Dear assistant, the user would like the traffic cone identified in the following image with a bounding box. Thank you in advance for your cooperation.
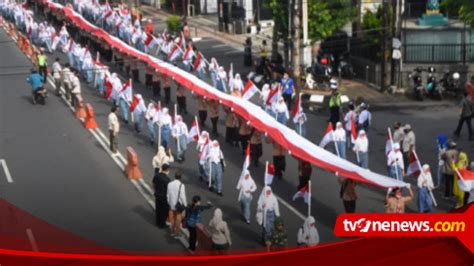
[84,104,98,129]
[125,147,142,180]
[75,97,86,120]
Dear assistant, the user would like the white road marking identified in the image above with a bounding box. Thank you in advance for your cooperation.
[131,179,155,209]
[138,178,154,196]
[0,159,13,183]
[26,228,39,252]
[275,195,306,221]
[211,43,228,48]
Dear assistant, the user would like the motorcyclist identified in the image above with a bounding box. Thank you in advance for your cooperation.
[27,69,46,104]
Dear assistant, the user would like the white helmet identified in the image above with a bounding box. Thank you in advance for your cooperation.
[452,72,460,80]
[330,78,338,90]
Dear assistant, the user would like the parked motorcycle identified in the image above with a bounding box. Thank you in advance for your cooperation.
[441,70,461,98]
[426,67,443,100]
[409,67,425,101]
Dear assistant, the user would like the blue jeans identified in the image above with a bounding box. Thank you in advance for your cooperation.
[97,76,105,94]
[417,187,432,213]
[211,162,223,193]
[217,79,226,93]
[266,108,275,118]
[239,194,252,222]
[147,120,157,143]
[84,67,93,83]
[390,166,403,181]
[161,125,171,150]
[295,122,306,137]
[197,69,205,80]
[336,141,346,159]
[276,112,288,125]
[176,135,187,160]
[210,71,218,87]
[358,151,369,169]
[119,98,130,122]
[262,210,276,241]
[436,164,444,188]
[199,162,209,179]
[67,52,74,67]
[134,112,144,132]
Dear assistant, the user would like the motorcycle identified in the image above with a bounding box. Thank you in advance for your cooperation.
[426,67,443,100]
[337,53,355,79]
[441,71,461,98]
[33,87,48,105]
[409,67,425,101]
[305,62,332,90]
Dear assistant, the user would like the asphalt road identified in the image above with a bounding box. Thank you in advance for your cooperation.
[1,9,473,254]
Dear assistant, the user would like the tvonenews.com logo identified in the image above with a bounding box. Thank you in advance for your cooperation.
[342,218,466,233]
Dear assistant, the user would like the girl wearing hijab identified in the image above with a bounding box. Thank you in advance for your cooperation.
[172,115,189,162]
[232,73,244,92]
[256,186,280,243]
[334,122,346,159]
[274,97,289,125]
[217,66,227,93]
[417,164,435,213]
[197,131,210,182]
[145,103,157,144]
[209,57,219,88]
[236,172,257,224]
[208,208,232,254]
[131,94,147,133]
[152,146,174,173]
[453,151,469,207]
[297,216,320,247]
[207,140,225,196]
[160,108,172,150]
[352,130,369,169]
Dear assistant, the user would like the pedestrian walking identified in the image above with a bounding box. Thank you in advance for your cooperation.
[393,122,404,146]
[197,96,208,127]
[145,66,153,90]
[281,72,295,110]
[52,58,62,96]
[328,79,342,128]
[334,122,346,159]
[417,164,434,213]
[160,108,173,150]
[61,63,72,102]
[357,103,371,132]
[153,163,171,228]
[353,130,369,169]
[176,84,187,114]
[216,66,227,93]
[243,37,252,67]
[435,134,448,188]
[37,50,48,81]
[238,117,252,154]
[266,217,288,252]
[152,146,174,174]
[387,143,405,181]
[108,106,120,154]
[70,69,81,107]
[343,102,356,148]
[225,108,239,147]
[453,151,469,207]
[209,100,219,137]
[145,103,157,145]
[131,94,146,133]
[256,186,280,244]
[185,195,212,252]
[275,97,289,125]
[163,75,171,105]
[339,177,357,213]
[172,115,188,162]
[167,172,187,238]
[208,140,225,196]
[270,139,286,180]
[441,141,458,199]
[208,208,232,255]
[249,128,263,166]
[297,216,320,247]
[152,71,161,98]
[236,171,257,224]
[385,186,414,213]
[298,160,312,190]
[197,131,210,182]
[453,92,473,140]
[402,124,416,169]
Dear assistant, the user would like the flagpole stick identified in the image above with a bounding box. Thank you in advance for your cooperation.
[413,150,437,207]
[332,131,340,158]
[308,180,311,217]
[264,161,268,187]
[195,116,201,138]
[94,51,99,88]
[263,161,268,230]
[208,157,212,188]
[388,127,401,182]
[175,104,180,155]
[129,79,135,124]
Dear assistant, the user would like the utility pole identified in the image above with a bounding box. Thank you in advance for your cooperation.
[302,0,310,67]
[285,0,293,70]
[293,0,301,89]
[381,0,388,91]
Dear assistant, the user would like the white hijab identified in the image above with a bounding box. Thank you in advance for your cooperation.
[299,216,320,246]
[257,186,279,215]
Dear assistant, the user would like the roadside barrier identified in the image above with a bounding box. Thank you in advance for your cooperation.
[125,147,142,180]
[83,103,98,129]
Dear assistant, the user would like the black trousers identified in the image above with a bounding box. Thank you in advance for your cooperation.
[38,65,47,81]
[273,155,286,178]
[152,81,161,97]
[298,175,310,190]
[132,69,139,83]
[145,74,152,88]
[283,93,292,110]
[444,174,454,197]
[177,96,187,113]
[199,110,207,126]
[454,116,473,139]
[240,134,250,153]
[164,86,171,104]
[250,143,262,164]
[155,196,169,228]
[343,200,356,213]
[225,127,237,144]
[211,117,218,135]
[188,226,197,251]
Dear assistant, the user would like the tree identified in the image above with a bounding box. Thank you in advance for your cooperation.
[442,0,474,28]
[263,0,290,67]
[307,0,355,42]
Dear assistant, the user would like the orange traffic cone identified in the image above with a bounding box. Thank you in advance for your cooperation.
[75,96,86,120]
[125,147,142,180]
[84,104,98,129]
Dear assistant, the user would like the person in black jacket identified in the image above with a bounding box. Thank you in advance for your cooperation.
[153,163,171,228]
[185,196,212,252]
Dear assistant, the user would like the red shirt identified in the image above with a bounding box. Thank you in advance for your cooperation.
[145,23,153,34]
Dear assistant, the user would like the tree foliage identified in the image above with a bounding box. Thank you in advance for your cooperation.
[308,0,355,42]
[442,0,474,28]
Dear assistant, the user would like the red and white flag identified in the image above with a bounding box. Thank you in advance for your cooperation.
[406,151,421,177]
[265,86,279,107]
[265,163,275,186]
[119,79,132,102]
[67,38,75,53]
[51,32,60,51]
[291,93,305,124]
[198,138,210,161]
[104,77,113,100]
[239,144,251,181]
[193,52,206,73]
[144,33,157,51]
[152,102,162,123]
[182,45,195,64]
[129,95,146,113]
[242,80,259,100]
[350,117,357,144]
[292,183,309,203]
[187,119,200,143]
[457,169,474,191]
[167,33,184,62]
[319,123,335,148]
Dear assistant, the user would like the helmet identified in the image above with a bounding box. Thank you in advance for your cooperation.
[330,78,338,90]
[320,58,328,65]
[452,72,460,80]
